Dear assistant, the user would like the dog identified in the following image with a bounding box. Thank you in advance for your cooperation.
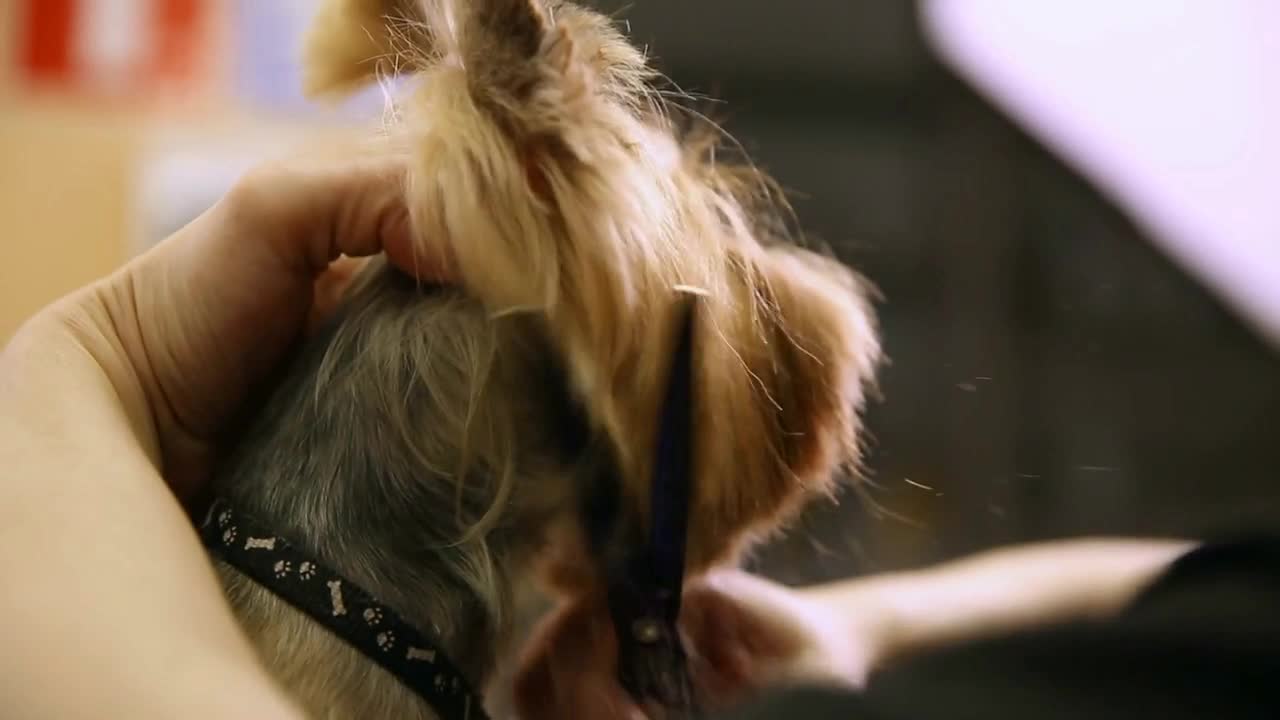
[207,1,881,717]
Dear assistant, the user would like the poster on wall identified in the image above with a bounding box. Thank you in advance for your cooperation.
[13,0,214,101]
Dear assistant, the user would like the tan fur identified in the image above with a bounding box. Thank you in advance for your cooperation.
[304,0,881,580]
[301,0,427,96]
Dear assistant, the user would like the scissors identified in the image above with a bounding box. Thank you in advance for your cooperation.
[602,297,702,715]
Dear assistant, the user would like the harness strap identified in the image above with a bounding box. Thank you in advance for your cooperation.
[200,498,489,720]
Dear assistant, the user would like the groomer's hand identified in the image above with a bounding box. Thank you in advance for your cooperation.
[678,570,877,708]
[80,148,446,497]
[512,572,879,720]
[0,148,447,720]
[676,539,1192,714]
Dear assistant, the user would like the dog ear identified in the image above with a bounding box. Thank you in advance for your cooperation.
[399,0,668,321]
[301,0,427,98]
[453,0,551,61]
[686,245,881,569]
[757,246,880,489]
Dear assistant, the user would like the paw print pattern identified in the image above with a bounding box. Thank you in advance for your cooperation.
[376,631,395,652]
[204,500,478,707]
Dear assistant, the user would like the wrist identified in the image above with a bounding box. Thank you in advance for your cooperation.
[2,288,163,472]
[0,310,301,720]
[760,583,874,690]
[797,575,913,686]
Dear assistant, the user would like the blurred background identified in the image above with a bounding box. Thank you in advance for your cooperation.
[2,1,1277,580]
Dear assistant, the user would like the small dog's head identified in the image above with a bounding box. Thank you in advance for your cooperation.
[304,0,880,592]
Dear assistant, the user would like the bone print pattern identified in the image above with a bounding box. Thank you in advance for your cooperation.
[245,536,277,550]
[407,647,437,663]
[327,580,348,616]
[200,498,488,720]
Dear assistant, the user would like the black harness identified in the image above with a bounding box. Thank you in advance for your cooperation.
[200,298,701,719]
[200,500,489,719]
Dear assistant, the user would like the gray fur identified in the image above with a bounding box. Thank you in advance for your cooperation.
[210,258,590,719]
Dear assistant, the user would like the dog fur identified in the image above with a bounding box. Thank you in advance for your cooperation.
[210,0,881,717]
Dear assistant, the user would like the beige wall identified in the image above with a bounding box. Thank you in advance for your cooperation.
[0,2,134,339]
[0,106,138,340]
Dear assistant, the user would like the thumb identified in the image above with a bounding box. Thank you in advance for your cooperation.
[381,207,455,282]
[229,151,450,283]
[680,570,868,707]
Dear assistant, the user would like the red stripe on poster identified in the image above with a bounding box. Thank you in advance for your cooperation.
[17,0,79,85]
[148,0,205,85]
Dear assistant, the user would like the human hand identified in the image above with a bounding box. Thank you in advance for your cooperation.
[0,146,446,720]
[512,570,879,720]
[678,569,876,708]
[41,145,447,500]
[676,540,1196,713]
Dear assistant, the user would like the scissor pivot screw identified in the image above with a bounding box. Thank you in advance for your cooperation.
[632,617,664,644]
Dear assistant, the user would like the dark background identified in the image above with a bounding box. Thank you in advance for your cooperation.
[593,0,1280,581]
